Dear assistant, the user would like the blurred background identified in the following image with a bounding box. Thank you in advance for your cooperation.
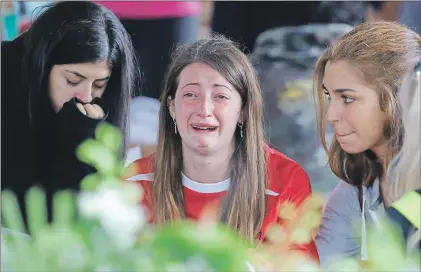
[2,1,420,195]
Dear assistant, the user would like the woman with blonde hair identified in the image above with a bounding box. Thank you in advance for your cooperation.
[124,35,319,261]
[386,59,421,252]
[313,21,421,265]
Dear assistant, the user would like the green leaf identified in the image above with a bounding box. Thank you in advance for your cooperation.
[150,221,249,271]
[95,122,123,155]
[76,139,116,176]
[367,220,409,271]
[52,191,75,228]
[114,162,126,178]
[34,226,89,271]
[1,190,26,234]
[80,173,102,192]
[1,190,33,270]
[25,187,47,237]
[326,258,362,271]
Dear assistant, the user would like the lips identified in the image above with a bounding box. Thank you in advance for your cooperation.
[191,124,218,132]
[336,132,354,137]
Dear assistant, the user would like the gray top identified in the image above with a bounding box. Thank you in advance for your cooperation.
[315,179,385,267]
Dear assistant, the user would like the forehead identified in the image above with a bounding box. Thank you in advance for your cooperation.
[323,60,382,103]
[323,60,365,88]
[177,62,232,87]
[57,61,111,78]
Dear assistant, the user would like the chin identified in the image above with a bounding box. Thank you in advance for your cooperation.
[340,144,366,155]
[194,145,212,155]
[196,141,225,155]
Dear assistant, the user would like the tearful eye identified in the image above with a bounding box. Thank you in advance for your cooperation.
[216,94,229,99]
[184,93,197,98]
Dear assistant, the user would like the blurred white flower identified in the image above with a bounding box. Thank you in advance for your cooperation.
[77,182,146,249]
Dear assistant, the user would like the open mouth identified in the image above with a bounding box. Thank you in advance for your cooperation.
[191,125,218,132]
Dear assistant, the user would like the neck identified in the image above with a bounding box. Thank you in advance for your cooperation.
[371,142,388,165]
[182,144,235,184]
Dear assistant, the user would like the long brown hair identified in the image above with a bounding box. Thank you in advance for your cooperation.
[313,22,421,190]
[152,35,267,241]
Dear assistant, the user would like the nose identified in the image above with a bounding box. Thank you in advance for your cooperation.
[197,95,214,118]
[326,100,342,124]
[74,84,93,104]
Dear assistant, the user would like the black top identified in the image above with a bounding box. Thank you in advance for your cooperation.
[1,35,106,226]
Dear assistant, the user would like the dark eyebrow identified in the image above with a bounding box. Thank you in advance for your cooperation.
[95,77,110,82]
[65,70,110,81]
[322,83,356,93]
[65,70,86,79]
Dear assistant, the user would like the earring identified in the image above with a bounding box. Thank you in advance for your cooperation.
[238,122,244,139]
[173,119,177,135]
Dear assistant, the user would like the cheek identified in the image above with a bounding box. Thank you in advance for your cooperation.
[49,76,72,99]
[49,84,80,113]
[50,85,75,102]
[216,104,238,116]
[347,105,385,139]
[214,103,242,125]
[174,99,193,120]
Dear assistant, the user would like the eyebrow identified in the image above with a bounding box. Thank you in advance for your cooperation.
[214,84,232,92]
[181,82,232,92]
[181,82,200,90]
[65,70,110,81]
[322,83,356,93]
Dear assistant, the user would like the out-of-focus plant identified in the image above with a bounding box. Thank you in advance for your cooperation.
[1,122,420,271]
[1,122,250,271]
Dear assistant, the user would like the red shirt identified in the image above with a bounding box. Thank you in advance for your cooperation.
[124,147,319,262]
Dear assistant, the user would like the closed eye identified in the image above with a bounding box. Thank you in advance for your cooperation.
[94,84,106,89]
[67,79,80,86]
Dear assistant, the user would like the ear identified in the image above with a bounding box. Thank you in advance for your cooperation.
[167,96,175,120]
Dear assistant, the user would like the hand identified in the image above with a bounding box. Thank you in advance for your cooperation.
[75,103,105,119]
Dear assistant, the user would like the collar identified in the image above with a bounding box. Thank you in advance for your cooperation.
[363,178,383,209]
[181,172,230,194]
